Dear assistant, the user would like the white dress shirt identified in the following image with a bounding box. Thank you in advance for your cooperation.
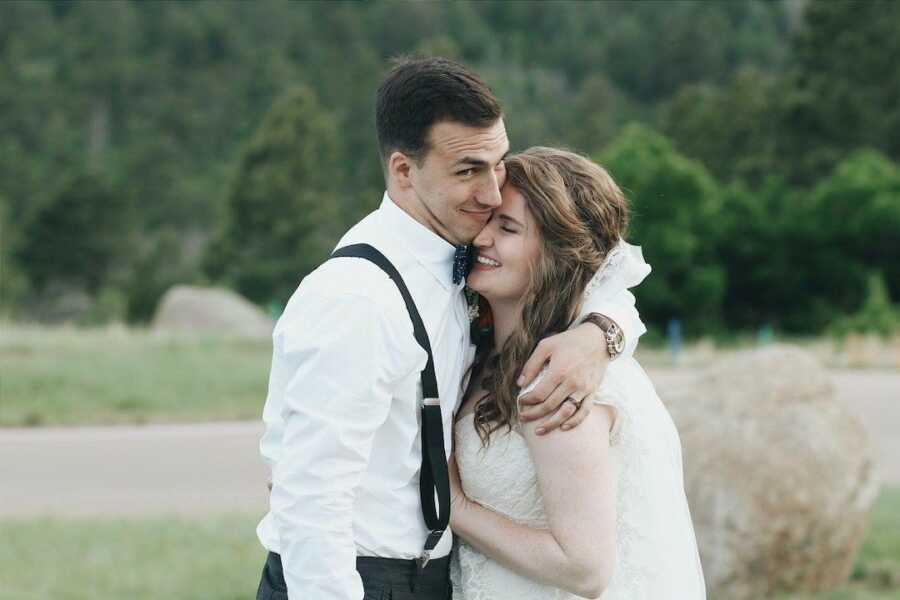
[256,192,644,600]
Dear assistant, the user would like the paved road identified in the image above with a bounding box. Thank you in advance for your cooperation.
[1,369,897,518]
[0,421,269,518]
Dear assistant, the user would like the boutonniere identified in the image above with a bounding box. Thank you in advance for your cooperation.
[465,287,493,347]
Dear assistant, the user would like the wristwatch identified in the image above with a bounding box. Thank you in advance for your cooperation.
[581,314,625,360]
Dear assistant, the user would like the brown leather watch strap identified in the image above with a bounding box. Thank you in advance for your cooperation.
[581,313,625,359]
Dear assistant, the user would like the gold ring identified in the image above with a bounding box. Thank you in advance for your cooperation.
[565,396,581,408]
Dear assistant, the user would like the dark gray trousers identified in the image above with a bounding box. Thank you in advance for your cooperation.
[256,551,452,600]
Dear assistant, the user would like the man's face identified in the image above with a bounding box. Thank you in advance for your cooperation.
[407,119,509,245]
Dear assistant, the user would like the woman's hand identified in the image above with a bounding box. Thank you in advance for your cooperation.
[516,322,609,434]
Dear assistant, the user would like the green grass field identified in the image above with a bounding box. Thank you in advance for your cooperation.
[0,325,272,426]
[0,514,264,600]
[1,489,897,600]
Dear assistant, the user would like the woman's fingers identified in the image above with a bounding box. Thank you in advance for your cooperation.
[532,395,581,435]
[558,393,592,431]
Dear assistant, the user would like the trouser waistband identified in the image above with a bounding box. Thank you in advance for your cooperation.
[356,554,451,588]
[263,551,451,593]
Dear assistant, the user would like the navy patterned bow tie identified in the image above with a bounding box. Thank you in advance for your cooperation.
[452,244,474,285]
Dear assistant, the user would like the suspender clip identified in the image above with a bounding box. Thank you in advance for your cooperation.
[418,528,445,570]
[413,529,443,592]
[417,548,432,570]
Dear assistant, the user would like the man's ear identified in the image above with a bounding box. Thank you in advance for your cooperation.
[388,151,414,189]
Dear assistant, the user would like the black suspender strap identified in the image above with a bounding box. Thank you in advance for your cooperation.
[329,244,450,569]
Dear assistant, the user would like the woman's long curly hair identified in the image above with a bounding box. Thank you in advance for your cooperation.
[467,147,630,446]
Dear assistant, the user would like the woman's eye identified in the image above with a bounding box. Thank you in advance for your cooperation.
[501,227,517,234]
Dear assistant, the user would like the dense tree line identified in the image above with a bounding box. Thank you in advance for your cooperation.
[1,0,897,336]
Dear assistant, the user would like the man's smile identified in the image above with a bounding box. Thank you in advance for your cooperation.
[460,208,492,222]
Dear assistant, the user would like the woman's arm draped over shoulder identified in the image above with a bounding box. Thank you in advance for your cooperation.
[450,406,618,598]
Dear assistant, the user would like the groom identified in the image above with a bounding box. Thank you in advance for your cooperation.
[255,57,643,600]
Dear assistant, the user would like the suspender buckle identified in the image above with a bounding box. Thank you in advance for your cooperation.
[417,548,432,570]
[417,528,445,570]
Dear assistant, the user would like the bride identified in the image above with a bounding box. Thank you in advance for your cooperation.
[449,147,706,599]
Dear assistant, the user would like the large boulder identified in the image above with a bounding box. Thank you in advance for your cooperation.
[152,285,274,338]
[662,345,880,599]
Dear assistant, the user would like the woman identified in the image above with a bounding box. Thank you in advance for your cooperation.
[449,147,706,599]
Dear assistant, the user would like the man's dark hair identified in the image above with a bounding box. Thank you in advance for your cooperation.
[376,56,502,168]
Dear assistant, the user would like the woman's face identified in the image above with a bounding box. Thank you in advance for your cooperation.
[468,184,541,305]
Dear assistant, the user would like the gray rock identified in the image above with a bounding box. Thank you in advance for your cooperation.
[662,345,880,599]
[152,285,273,338]
[24,283,95,324]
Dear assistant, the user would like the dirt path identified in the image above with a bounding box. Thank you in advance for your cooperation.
[1,370,897,518]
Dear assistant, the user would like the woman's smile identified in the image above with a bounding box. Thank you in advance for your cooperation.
[474,254,501,270]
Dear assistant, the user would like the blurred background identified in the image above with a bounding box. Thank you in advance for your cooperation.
[0,1,898,599]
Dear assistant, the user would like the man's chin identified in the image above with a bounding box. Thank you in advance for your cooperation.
[456,216,489,241]
[459,227,483,245]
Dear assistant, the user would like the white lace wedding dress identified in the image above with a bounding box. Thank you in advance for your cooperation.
[450,243,706,599]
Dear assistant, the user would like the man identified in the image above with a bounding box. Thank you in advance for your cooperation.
[255,57,644,600]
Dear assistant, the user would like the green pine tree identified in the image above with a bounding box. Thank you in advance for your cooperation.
[17,173,134,294]
[208,85,343,305]
[778,0,900,183]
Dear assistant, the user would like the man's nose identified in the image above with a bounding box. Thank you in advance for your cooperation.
[478,170,503,209]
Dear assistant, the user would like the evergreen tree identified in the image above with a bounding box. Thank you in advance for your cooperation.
[660,68,779,186]
[17,173,135,294]
[208,85,342,306]
[0,194,28,315]
[778,0,900,184]
[3,0,895,335]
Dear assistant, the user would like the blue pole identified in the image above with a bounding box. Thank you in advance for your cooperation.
[667,318,682,365]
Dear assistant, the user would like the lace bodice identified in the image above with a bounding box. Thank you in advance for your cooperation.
[450,408,568,600]
[450,358,706,599]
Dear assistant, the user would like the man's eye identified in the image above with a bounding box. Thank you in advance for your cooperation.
[457,168,475,177]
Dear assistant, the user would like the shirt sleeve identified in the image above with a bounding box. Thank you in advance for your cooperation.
[268,289,419,600]
[576,289,646,358]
